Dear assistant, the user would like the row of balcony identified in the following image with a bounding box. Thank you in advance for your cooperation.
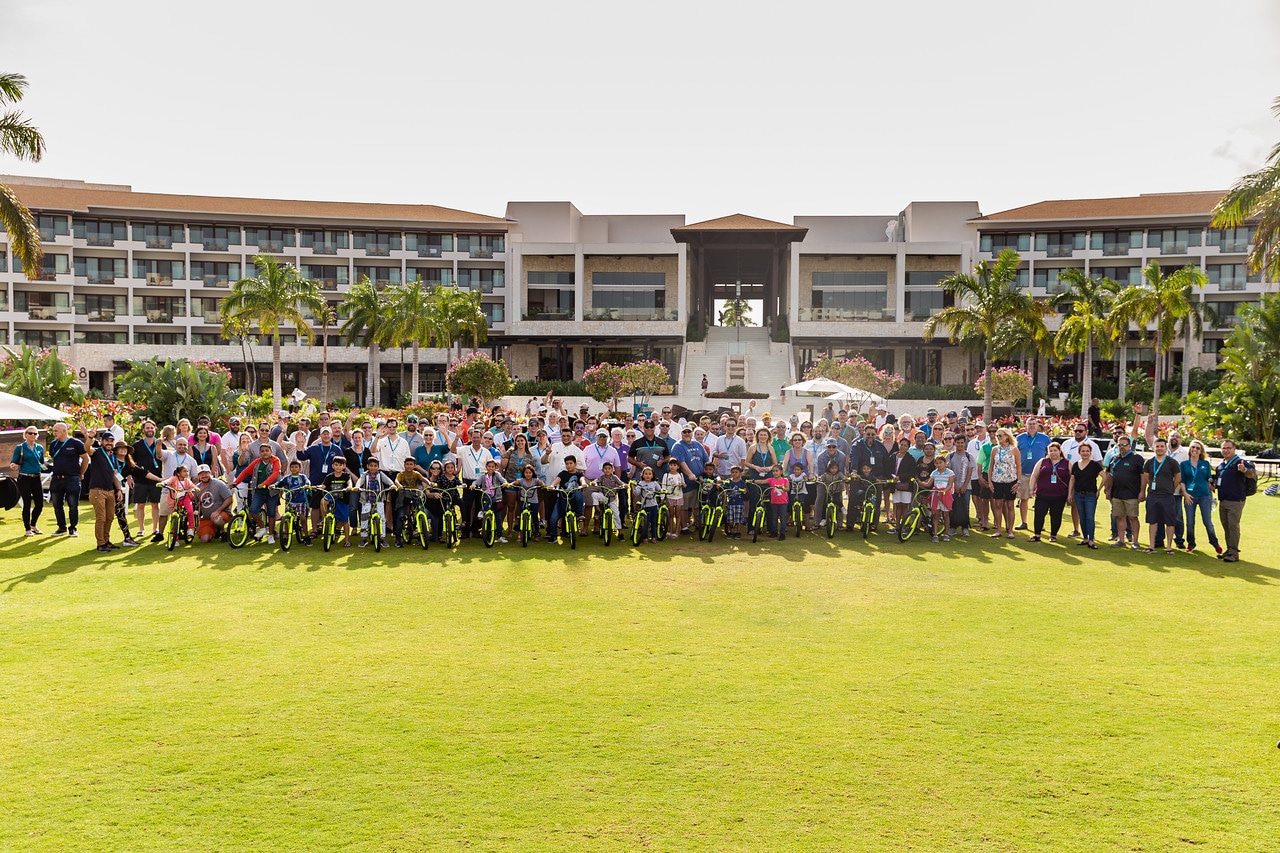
[48,235,505,259]
[989,241,1252,259]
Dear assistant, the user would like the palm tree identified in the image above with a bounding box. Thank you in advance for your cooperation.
[317,302,337,408]
[384,277,435,403]
[1055,270,1121,418]
[718,298,752,327]
[430,285,489,364]
[1212,95,1280,281]
[1113,261,1208,419]
[0,73,47,279]
[222,254,324,411]
[340,276,394,407]
[219,313,257,396]
[924,249,1046,422]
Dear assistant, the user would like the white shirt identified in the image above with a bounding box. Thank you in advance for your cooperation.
[967,437,985,480]
[713,433,746,477]
[1060,437,1102,466]
[457,443,490,482]
[544,421,562,442]
[375,433,411,472]
[1167,445,1190,464]
[543,441,584,477]
[103,423,125,442]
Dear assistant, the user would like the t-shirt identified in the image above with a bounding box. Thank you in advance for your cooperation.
[630,436,670,473]
[1143,455,1179,497]
[672,439,710,487]
[553,468,583,490]
[86,447,120,491]
[321,471,356,495]
[929,467,955,493]
[397,470,426,490]
[1070,460,1103,495]
[196,478,233,518]
[1017,432,1051,475]
[1107,451,1144,501]
[301,442,343,480]
[768,477,789,504]
[48,436,86,476]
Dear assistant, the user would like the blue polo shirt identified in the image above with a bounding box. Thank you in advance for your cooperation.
[1017,431,1051,475]
[1216,454,1255,502]
[671,438,709,488]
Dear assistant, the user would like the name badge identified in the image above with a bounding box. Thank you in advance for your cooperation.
[1050,474,1057,484]
[321,464,329,474]
[869,455,875,465]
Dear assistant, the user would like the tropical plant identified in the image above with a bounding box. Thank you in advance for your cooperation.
[340,276,394,407]
[923,249,1048,422]
[802,354,904,404]
[1112,261,1207,419]
[0,344,83,406]
[972,367,1033,404]
[1212,95,1280,282]
[382,278,434,403]
[116,358,237,424]
[582,363,629,411]
[0,73,46,279]
[222,254,324,411]
[1183,292,1280,443]
[718,298,752,327]
[1054,270,1121,419]
[623,360,669,402]
[445,351,512,406]
[430,285,489,363]
[1125,368,1153,405]
[219,314,257,396]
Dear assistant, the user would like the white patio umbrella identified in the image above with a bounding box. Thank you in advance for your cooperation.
[0,390,66,421]
[783,378,857,395]
[825,388,886,406]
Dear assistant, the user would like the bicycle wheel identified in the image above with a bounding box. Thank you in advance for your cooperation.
[165,513,180,551]
[227,512,249,549]
[751,507,765,544]
[415,511,429,549]
[521,510,531,547]
[631,510,644,546]
[442,512,456,548]
[482,512,496,548]
[862,503,876,540]
[370,513,383,552]
[657,506,669,540]
[898,508,921,542]
[566,512,577,550]
[602,510,613,546]
[792,502,804,536]
[278,515,293,551]
[322,515,336,552]
[826,502,838,539]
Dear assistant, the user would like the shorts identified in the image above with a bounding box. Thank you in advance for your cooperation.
[666,495,683,507]
[309,489,325,510]
[976,479,993,500]
[197,518,217,539]
[1111,497,1140,518]
[991,480,1017,501]
[133,479,161,504]
[332,500,351,524]
[893,488,914,506]
[249,490,279,517]
[1146,495,1178,526]
[1016,476,1034,501]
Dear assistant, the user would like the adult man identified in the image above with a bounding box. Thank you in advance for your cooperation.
[1215,439,1255,563]
[1103,434,1143,548]
[1060,425,1103,538]
[1141,437,1182,553]
[371,422,412,477]
[543,410,563,443]
[85,431,124,552]
[1087,398,1103,437]
[848,423,889,530]
[231,443,282,544]
[671,425,710,532]
[815,436,848,476]
[968,422,992,531]
[300,428,345,535]
[547,456,586,543]
[101,413,125,443]
[131,420,164,538]
[46,421,87,537]
[491,416,518,451]
[908,431,929,461]
[629,420,670,475]
[943,431,972,536]
[771,422,791,463]
[1016,417,1051,530]
[247,428,288,470]
[193,464,233,543]
[581,429,623,534]
[455,428,491,538]
[920,408,940,439]
[656,419,677,451]
[308,411,333,445]
[268,411,290,443]
[220,416,244,470]
[543,427,585,479]
[711,416,746,477]
[430,412,459,463]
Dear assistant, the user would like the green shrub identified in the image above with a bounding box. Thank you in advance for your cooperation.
[511,380,587,397]
[888,383,977,401]
[117,358,237,425]
[707,385,770,399]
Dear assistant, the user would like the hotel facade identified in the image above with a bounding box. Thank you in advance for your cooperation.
[0,176,1264,404]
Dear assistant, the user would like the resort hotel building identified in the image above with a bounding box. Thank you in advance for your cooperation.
[0,175,1265,404]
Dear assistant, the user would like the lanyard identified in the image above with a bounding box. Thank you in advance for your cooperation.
[1151,456,1165,480]
[108,455,123,476]
[594,443,609,460]
[142,438,157,463]
[50,439,66,458]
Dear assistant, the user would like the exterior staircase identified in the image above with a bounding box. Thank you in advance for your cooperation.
[683,325,793,401]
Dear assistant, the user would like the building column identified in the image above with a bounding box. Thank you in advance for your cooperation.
[677,244,687,324]
[894,246,906,323]
[574,248,585,323]
[789,244,801,321]
[510,247,522,325]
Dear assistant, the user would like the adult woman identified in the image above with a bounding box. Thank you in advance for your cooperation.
[111,442,149,546]
[190,426,221,478]
[1029,441,1070,542]
[175,418,195,445]
[745,427,777,522]
[502,432,536,533]
[1180,439,1221,554]
[890,437,920,529]
[9,425,45,535]
[159,424,178,453]
[1066,440,1103,549]
[421,460,448,539]
[986,427,1021,539]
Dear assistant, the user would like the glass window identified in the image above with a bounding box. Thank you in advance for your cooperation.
[244,227,297,251]
[134,259,185,282]
[1091,266,1143,286]
[480,302,505,324]
[15,329,70,348]
[189,225,241,250]
[300,264,349,291]
[813,271,888,287]
[405,232,453,256]
[300,230,349,253]
[353,265,402,286]
[135,332,185,346]
[904,289,951,321]
[980,233,1030,253]
[1207,226,1254,253]
[73,218,128,246]
[409,267,454,286]
[528,271,574,286]
[75,257,130,283]
[132,222,185,247]
[1150,228,1202,254]
[1206,264,1247,291]
[37,214,69,241]
[191,333,229,346]
[904,271,948,287]
[353,232,402,255]
[457,268,503,292]
[191,261,241,287]
[526,288,575,319]
[37,254,70,279]
[76,331,128,345]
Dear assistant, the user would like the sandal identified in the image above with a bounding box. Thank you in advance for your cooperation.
[1087,543,1098,549]
[1048,536,1057,543]
[1165,548,1175,555]
[1028,535,1041,542]
[1006,533,1015,539]
[991,532,1002,538]
[1142,547,1156,553]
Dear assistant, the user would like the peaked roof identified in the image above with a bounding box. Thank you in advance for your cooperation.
[2,176,509,226]
[975,191,1227,224]
[672,213,808,232]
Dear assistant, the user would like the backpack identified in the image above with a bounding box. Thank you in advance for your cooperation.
[1245,472,1258,497]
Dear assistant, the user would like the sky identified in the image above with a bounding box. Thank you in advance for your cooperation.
[2,0,1279,223]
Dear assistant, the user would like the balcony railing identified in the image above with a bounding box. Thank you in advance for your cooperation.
[202,311,221,323]
[85,235,115,247]
[86,309,117,322]
[469,248,494,259]
[146,310,174,323]
[522,309,575,321]
[315,278,340,291]
[309,243,340,255]
[200,275,230,287]
[28,307,62,320]
[1161,242,1189,254]
[145,273,173,286]
[797,307,893,321]
[584,307,679,321]
[1218,279,1247,292]
[905,307,946,321]
[1102,243,1130,256]
[145,237,174,249]
[364,245,391,257]
[198,239,230,251]
[417,246,444,258]
[35,271,60,282]
[1045,245,1074,258]
[256,240,285,253]
[87,273,118,284]
[1221,241,1250,253]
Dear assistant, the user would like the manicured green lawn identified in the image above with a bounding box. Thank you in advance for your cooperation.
[1,500,1278,852]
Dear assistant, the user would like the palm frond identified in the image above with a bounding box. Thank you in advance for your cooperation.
[0,182,42,278]
[0,73,28,105]
[0,111,45,160]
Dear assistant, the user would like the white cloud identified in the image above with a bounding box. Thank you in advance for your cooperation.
[1212,128,1270,172]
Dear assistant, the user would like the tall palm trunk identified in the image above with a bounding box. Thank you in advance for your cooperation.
[1080,331,1092,420]
[366,344,378,407]
[1118,343,1128,402]
[983,342,994,423]
[1181,321,1193,398]
[272,334,283,412]
[411,339,421,404]
[399,346,406,403]
[1152,324,1163,420]
[321,315,329,408]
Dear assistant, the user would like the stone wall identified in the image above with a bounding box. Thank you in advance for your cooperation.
[582,254,679,312]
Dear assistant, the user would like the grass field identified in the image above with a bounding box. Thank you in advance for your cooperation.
[1,501,1279,852]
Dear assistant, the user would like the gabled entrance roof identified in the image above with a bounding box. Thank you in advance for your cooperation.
[672,213,808,242]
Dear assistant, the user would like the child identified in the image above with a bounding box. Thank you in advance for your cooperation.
[632,466,662,543]
[512,464,543,539]
[479,458,509,543]
[768,464,790,541]
[723,465,747,539]
[356,457,397,547]
[817,459,846,528]
[320,456,357,547]
[662,458,685,539]
[591,461,624,533]
[162,464,197,535]
[279,460,312,544]
[928,453,955,543]
[849,462,878,531]
[788,462,809,533]
[396,458,428,546]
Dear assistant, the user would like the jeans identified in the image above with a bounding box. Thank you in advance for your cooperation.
[768,503,787,536]
[1074,492,1098,542]
[17,475,43,530]
[1183,494,1219,550]
[50,474,80,532]
[548,492,584,537]
[637,504,659,539]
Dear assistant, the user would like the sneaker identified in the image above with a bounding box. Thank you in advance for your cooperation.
[961,529,970,538]
[25,529,34,537]
[1068,531,1079,538]
[942,534,951,542]
[932,535,940,543]
[151,532,163,543]
[1014,523,1028,531]
[52,528,68,536]
[254,528,268,540]
[122,538,139,547]
[96,544,110,552]
[68,529,78,538]
[497,537,508,544]
[358,540,368,548]
[267,535,276,545]
[103,543,119,551]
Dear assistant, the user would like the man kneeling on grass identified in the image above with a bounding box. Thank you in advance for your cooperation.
[194,464,233,543]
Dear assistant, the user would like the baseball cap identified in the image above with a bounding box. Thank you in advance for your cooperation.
[97,430,113,440]
[596,428,609,437]
[926,408,938,416]
[681,425,693,433]
[946,411,957,417]
[196,464,211,474]
[406,414,418,423]
[825,437,837,446]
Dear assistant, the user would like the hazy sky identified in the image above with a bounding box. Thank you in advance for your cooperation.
[2,0,1279,223]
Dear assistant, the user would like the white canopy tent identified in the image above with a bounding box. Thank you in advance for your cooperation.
[783,378,858,396]
[0,391,65,422]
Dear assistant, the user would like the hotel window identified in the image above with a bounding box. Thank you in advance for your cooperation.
[1091,266,1142,286]
[191,261,241,287]
[1206,225,1254,254]
[136,332,185,346]
[0,289,6,310]
[191,333,229,346]
[405,232,453,257]
[354,265,402,287]
[36,253,70,280]
[353,231,402,256]
[1013,268,1030,289]
[300,229,349,254]
[244,227,296,252]
[456,234,504,258]
[191,296,223,324]
[1207,264,1248,292]
[458,267,503,292]
[1090,230,1143,255]
[0,249,6,272]
[135,294,187,319]
[132,222,185,248]
[1032,267,1072,293]
[189,225,241,251]
[1202,338,1224,354]
[480,302,505,324]
[1204,300,1251,328]
[409,267,454,286]
[809,271,890,321]
[1034,232,1086,257]
[75,256,128,284]
[527,271,575,320]
[1148,228,1201,254]
[300,264,349,291]
[15,329,70,348]
[904,273,954,320]
[76,331,128,345]
[979,233,1031,253]
[73,218,128,246]
[589,272,667,320]
[14,291,70,312]
[75,293,127,318]
[37,214,69,241]
[134,258,185,283]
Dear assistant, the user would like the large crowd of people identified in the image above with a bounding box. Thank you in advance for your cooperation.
[6,395,1261,562]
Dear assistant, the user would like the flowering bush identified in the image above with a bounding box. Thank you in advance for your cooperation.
[974,367,1033,403]
[623,360,669,399]
[445,351,513,405]
[804,354,904,399]
[582,363,629,407]
[193,359,232,380]
[61,399,144,433]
